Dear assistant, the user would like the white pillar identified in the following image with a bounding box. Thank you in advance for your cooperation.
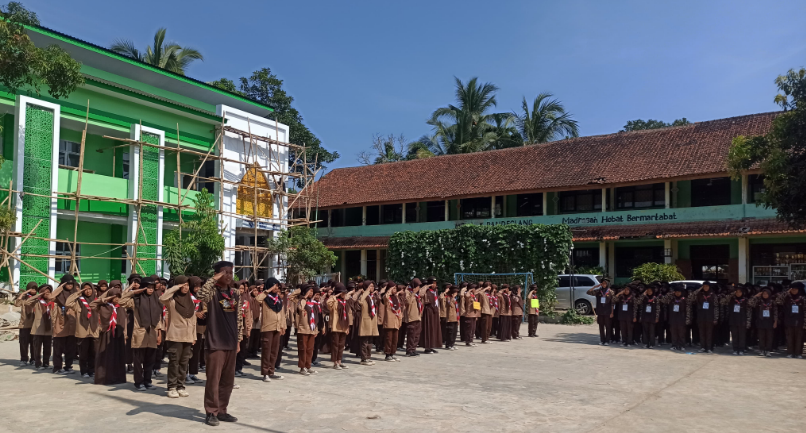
[444,200,449,221]
[360,249,367,276]
[607,242,615,279]
[362,206,367,225]
[738,237,749,283]
[542,193,548,216]
[601,188,607,212]
[664,239,673,264]
[741,174,748,205]
[665,182,671,209]
[598,242,607,270]
[401,203,406,224]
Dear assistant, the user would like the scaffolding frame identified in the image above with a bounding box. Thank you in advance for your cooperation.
[0,102,320,288]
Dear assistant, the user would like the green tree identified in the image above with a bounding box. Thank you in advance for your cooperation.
[211,68,339,177]
[163,189,225,277]
[727,67,806,227]
[516,93,579,144]
[622,118,690,132]
[0,2,84,99]
[631,263,684,283]
[111,28,203,75]
[265,226,337,284]
[357,133,407,165]
[405,133,448,159]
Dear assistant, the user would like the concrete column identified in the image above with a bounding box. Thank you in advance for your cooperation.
[402,203,406,224]
[664,239,673,264]
[542,193,548,216]
[362,206,367,225]
[444,200,449,221]
[601,188,607,212]
[665,182,671,209]
[598,242,607,270]
[607,242,616,279]
[741,174,748,205]
[738,237,749,283]
[360,249,368,276]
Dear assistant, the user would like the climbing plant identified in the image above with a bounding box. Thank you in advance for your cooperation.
[387,223,572,312]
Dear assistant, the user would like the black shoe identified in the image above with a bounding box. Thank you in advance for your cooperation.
[218,413,237,423]
[243,360,252,366]
[206,413,220,426]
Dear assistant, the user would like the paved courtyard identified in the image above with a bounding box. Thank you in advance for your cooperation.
[1,323,805,433]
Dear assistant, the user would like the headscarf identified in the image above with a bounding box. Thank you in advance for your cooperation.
[134,278,161,328]
[55,274,77,307]
[172,282,196,319]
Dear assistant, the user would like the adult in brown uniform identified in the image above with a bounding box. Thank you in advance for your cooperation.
[65,282,100,377]
[404,279,424,356]
[254,277,286,381]
[511,285,524,340]
[25,284,54,369]
[587,279,614,345]
[14,282,38,366]
[92,284,130,384]
[420,277,442,354]
[51,275,78,374]
[326,282,354,369]
[357,281,380,364]
[160,276,198,398]
[124,276,164,391]
[197,261,243,426]
[381,283,403,361]
[775,281,805,358]
[693,282,719,353]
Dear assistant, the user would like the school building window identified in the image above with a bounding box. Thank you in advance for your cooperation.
[55,242,79,273]
[460,197,490,219]
[344,207,363,226]
[316,209,329,227]
[344,250,361,279]
[366,249,377,281]
[691,177,731,207]
[121,152,130,179]
[381,204,403,224]
[330,208,345,227]
[690,244,730,283]
[559,189,608,214]
[405,202,418,223]
[184,160,215,192]
[516,193,543,216]
[365,205,380,225]
[572,247,600,269]
[58,140,81,168]
[615,246,663,278]
[748,174,765,204]
[615,183,665,209]
[425,201,445,222]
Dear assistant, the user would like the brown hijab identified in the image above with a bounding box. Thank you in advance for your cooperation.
[134,279,162,329]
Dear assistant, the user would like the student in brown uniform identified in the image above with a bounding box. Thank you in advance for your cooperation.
[693,282,719,353]
[397,283,408,351]
[234,282,253,377]
[420,277,442,354]
[720,284,752,355]
[775,281,805,358]
[479,283,493,344]
[93,283,129,385]
[197,261,242,426]
[51,275,78,374]
[125,276,164,391]
[381,282,403,361]
[291,284,319,375]
[634,285,661,349]
[749,288,778,357]
[15,282,38,366]
[160,276,197,398]
[187,276,206,384]
[613,287,637,347]
[124,273,141,373]
[660,283,691,351]
[254,277,286,381]
[357,280,380,364]
[462,284,480,346]
[326,282,353,369]
[510,286,524,340]
[498,285,513,342]
[25,284,54,369]
[248,280,264,358]
[587,279,613,345]
[526,285,540,337]
[443,285,460,350]
[65,282,100,377]
[404,279,424,356]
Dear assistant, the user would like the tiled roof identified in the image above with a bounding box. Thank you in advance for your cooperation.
[313,112,777,208]
[321,219,804,249]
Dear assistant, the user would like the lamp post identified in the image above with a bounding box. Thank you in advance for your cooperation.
[569,244,575,311]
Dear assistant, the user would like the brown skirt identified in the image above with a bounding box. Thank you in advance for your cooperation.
[95,328,127,385]
[419,306,443,349]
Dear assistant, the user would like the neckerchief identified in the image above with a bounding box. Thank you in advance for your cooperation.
[39,299,53,319]
[388,295,401,317]
[162,305,167,320]
[305,300,318,330]
[428,289,438,308]
[191,294,201,312]
[108,303,119,335]
[338,298,348,320]
[79,296,93,319]
[410,289,423,314]
[241,300,249,318]
[504,293,511,310]
[454,295,460,320]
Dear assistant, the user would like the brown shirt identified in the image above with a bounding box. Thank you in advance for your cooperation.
[480,290,493,315]
[358,290,380,336]
[14,294,35,329]
[50,286,78,338]
[381,293,403,329]
[291,292,319,335]
[65,291,99,339]
[445,294,459,323]
[511,295,524,317]
[159,286,197,343]
[24,293,52,336]
[326,294,353,333]
[256,292,287,333]
[123,291,164,349]
[404,288,424,322]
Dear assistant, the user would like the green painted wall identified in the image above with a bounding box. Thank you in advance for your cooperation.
[678,238,739,260]
[57,169,129,215]
[677,180,691,208]
[56,220,119,282]
[448,199,459,221]
[2,114,13,160]
[730,179,742,204]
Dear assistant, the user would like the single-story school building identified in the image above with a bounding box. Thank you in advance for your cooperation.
[310,112,806,285]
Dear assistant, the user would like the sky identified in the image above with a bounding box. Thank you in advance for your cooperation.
[21,0,806,171]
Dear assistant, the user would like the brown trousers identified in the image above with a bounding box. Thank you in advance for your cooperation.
[260,331,282,376]
[297,334,315,369]
[19,327,33,362]
[461,317,476,344]
[189,334,203,375]
[670,325,686,349]
[166,341,192,390]
[384,328,399,355]
[511,316,521,339]
[480,314,492,342]
[360,336,373,360]
[406,321,421,353]
[330,331,346,363]
[204,349,236,416]
[528,314,539,337]
[786,326,804,356]
[758,328,774,352]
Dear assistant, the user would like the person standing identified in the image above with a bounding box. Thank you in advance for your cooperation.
[420,277,442,354]
[511,286,524,340]
[160,276,197,398]
[14,282,37,366]
[635,285,660,349]
[613,287,637,347]
[25,284,54,369]
[188,276,206,384]
[443,285,460,350]
[51,275,78,374]
[254,277,286,381]
[721,285,752,355]
[92,284,130,385]
[124,276,164,391]
[526,285,540,338]
[197,262,242,426]
[661,283,691,351]
[479,283,493,344]
[325,283,353,369]
[248,280,264,358]
[587,279,614,345]
[404,279,424,356]
[498,285,513,342]
[358,281,380,364]
[65,282,99,377]
[694,282,719,353]
[775,282,805,358]
[234,282,253,378]
[291,285,319,375]
[749,288,777,357]
[461,284,479,346]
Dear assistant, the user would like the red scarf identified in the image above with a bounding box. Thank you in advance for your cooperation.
[79,296,93,319]
[389,296,401,317]
[428,289,438,308]
[338,298,348,320]
[191,294,200,312]
[39,299,53,319]
[108,303,119,335]
[241,300,249,318]
[162,305,167,320]
[411,289,423,314]
[488,294,499,311]
[367,295,376,318]
[306,301,318,330]
[454,296,460,320]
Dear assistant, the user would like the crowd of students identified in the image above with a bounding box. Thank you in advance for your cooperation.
[11,262,542,427]
[586,279,806,357]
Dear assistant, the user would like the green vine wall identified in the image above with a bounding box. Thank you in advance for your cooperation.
[387,224,573,312]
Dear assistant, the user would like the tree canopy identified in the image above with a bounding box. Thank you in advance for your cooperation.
[622,118,690,131]
[111,28,203,75]
[265,226,337,285]
[163,189,225,277]
[0,2,84,99]
[727,67,806,227]
[516,93,579,144]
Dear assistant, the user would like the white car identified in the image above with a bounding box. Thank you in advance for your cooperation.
[670,280,706,290]
[556,274,603,315]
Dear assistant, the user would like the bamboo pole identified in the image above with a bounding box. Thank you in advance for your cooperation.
[70,100,90,282]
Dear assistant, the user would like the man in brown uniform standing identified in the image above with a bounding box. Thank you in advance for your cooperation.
[405,279,424,356]
[197,261,242,427]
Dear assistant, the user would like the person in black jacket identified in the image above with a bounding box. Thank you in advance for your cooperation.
[749,288,778,357]
[722,284,752,355]
[613,287,637,347]
[775,281,805,359]
[661,283,692,351]
[587,279,614,346]
[635,284,661,349]
[694,282,719,353]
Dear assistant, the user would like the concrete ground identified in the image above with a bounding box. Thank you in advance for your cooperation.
[1,324,805,433]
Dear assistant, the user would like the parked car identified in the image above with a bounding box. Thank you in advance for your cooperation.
[556,274,603,315]
[670,280,705,291]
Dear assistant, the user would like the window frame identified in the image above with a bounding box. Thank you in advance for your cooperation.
[55,242,79,274]
[58,140,82,168]
[615,183,666,210]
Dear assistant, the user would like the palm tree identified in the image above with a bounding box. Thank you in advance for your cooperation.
[406,134,448,159]
[111,28,203,75]
[426,77,501,156]
[516,93,579,144]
